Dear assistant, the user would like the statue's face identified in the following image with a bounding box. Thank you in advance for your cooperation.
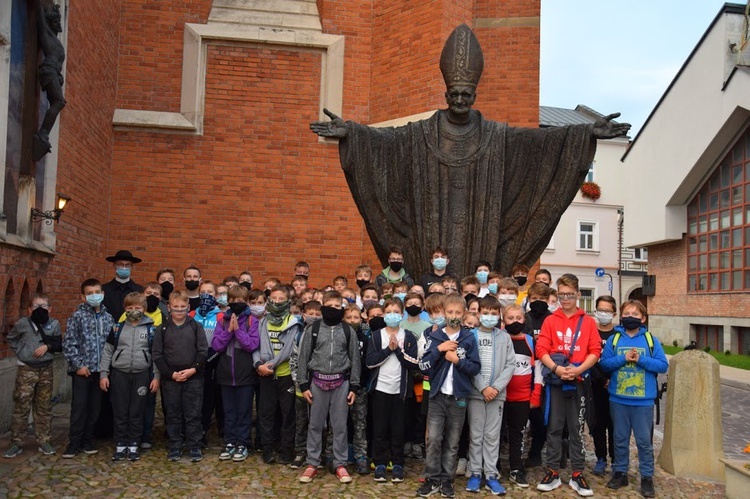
[445,85,476,117]
[47,7,63,34]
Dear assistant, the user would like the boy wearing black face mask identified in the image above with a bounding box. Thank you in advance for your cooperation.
[138,281,166,449]
[183,266,202,312]
[502,304,543,488]
[297,291,361,484]
[253,285,302,465]
[4,293,62,459]
[212,285,259,463]
[376,246,415,288]
[511,264,530,306]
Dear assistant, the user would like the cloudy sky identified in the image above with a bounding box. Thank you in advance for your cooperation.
[540,0,735,136]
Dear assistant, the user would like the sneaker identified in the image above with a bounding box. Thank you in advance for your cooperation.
[374,464,387,482]
[592,457,607,476]
[80,442,98,455]
[509,469,529,488]
[525,453,542,468]
[440,481,456,498]
[189,448,203,462]
[38,443,55,456]
[607,471,629,489]
[299,465,317,483]
[485,476,506,496]
[640,477,655,498]
[464,461,472,478]
[127,444,140,461]
[4,444,23,458]
[232,445,248,462]
[112,444,127,462]
[455,457,467,476]
[412,443,424,459]
[262,447,276,464]
[62,444,78,459]
[416,479,440,497]
[335,466,352,483]
[355,456,370,475]
[290,454,306,469]
[140,441,152,450]
[536,469,562,492]
[168,449,181,462]
[277,452,293,465]
[466,474,482,492]
[219,444,236,461]
[569,473,594,497]
[391,464,404,482]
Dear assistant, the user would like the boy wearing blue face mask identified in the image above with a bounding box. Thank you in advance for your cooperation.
[474,260,492,297]
[62,279,115,459]
[419,247,455,292]
[465,296,515,495]
[366,298,419,483]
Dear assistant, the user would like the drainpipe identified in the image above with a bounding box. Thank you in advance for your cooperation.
[617,207,624,305]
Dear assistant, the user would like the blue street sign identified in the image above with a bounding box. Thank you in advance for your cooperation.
[595,267,605,277]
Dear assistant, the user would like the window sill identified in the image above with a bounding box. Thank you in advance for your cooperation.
[576,249,600,254]
[0,233,56,255]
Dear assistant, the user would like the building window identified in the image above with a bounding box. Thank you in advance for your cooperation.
[579,288,594,314]
[738,327,750,355]
[687,128,750,292]
[577,220,598,251]
[633,247,648,261]
[693,324,723,352]
[585,161,594,183]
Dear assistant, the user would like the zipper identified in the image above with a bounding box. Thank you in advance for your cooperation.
[329,325,334,372]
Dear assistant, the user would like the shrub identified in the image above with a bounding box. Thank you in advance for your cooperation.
[672,339,678,347]
[703,345,711,353]
[725,350,731,356]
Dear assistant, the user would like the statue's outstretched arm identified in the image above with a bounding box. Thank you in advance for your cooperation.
[592,112,631,139]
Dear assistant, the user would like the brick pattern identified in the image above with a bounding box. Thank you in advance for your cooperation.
[0,0,121,360]
[648,236,750,317]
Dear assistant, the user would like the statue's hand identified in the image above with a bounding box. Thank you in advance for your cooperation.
[310,108,348,138]
[592,112,631,139]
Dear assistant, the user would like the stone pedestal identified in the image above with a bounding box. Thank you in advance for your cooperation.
[658,350,725,482]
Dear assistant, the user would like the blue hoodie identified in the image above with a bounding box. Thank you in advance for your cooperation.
[599,326,668,406]
[419,326,480,399]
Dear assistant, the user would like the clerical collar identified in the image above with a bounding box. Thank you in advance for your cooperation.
[115,277,131,284]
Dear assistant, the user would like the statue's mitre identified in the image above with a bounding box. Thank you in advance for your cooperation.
[440,24,484,88]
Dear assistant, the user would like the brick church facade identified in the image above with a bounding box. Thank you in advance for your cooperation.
[0,0,541,423]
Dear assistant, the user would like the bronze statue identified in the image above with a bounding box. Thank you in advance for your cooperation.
[33,0,66,162]
[311,24,630,277]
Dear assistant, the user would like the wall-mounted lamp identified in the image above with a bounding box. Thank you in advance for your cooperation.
[31,193,71,225]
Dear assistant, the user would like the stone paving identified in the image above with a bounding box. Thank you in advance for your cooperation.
[0,403,728,498]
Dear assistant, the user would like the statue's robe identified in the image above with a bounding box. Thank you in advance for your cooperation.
[340,109,596,277]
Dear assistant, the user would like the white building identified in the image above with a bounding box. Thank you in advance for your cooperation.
[539,106,646,312]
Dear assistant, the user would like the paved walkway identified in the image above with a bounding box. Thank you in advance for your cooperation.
[0,402,728,498]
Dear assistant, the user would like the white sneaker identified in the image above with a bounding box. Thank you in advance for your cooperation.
[536,470,562,492]
[455,457,467,476]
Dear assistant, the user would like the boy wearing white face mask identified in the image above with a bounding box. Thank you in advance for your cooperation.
[496,277,520,310]
[589,296,617,476]
[474,261,492,297]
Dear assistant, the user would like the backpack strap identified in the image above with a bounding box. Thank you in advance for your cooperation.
[612,330,654,356]
[310,319,351,352]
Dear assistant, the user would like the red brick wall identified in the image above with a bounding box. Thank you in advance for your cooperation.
[0,0,121,359]
[106,0,541,290]
[648,236,750,317]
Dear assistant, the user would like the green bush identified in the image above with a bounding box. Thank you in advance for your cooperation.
[672,339,678,347]
[725,350,731,356]
[703,345,711,353]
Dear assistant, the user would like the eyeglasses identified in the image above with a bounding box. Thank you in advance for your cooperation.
[558,293,578,300]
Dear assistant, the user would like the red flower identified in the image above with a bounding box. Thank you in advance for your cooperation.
[580,181,601,201]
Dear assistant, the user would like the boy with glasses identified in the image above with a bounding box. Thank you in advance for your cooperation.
[535,274,601,497]
[376,246,415,287]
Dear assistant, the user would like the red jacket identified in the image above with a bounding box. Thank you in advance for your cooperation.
[535,307,601,365]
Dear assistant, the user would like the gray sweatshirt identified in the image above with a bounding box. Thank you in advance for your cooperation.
[470,328,516,401]
[100,316,160,380]
[297,320,361,393]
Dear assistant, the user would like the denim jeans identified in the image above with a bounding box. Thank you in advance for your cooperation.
[424,392,467,483]
[610,401,654,477]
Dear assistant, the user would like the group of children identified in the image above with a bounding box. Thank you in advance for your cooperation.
[3,246,669,498]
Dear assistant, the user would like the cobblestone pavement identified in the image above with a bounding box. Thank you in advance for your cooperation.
[0,403,728,498]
